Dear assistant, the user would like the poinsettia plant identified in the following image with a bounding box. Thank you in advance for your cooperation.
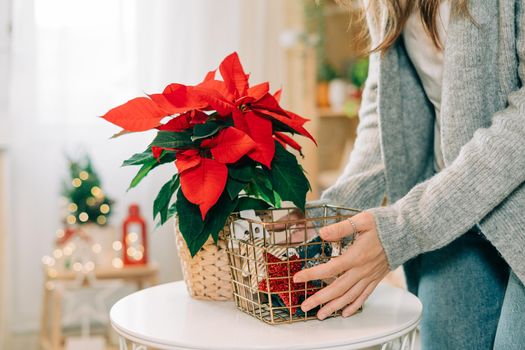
[102,52,315,256]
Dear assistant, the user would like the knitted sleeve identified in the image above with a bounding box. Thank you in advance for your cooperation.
[369,2,525,271]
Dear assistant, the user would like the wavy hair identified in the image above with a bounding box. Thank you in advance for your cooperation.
[337,0,469,53]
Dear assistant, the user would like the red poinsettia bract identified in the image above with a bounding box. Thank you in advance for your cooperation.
[102,52,313,220]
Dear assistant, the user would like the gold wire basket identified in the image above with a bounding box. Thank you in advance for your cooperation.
[224,205,360,324]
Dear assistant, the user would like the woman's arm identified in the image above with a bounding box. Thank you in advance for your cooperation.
[369,5,525,270]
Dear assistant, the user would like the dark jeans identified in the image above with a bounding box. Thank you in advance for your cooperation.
[404,227,525,349]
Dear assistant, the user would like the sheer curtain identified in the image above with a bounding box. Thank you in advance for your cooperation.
[7,0,285,331]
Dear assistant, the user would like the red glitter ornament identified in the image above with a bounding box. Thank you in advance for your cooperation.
[258,253,315,314]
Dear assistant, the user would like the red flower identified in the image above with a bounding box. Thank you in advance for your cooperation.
[176,127,255,219]
[102,52,315,224]
[102,52,314,167]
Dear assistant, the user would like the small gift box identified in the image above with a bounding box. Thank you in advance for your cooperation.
[225,205,359,324]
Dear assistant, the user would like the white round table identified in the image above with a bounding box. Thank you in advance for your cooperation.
[110,281,422,350]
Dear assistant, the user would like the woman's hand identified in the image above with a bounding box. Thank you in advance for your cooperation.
[293,211,390,319]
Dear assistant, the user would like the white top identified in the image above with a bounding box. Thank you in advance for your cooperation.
[403,2,451,171]
[110,281,422,350]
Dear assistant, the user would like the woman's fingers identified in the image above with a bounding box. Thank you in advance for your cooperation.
[319,211,374,241]
[300,270,361,312]
[293,255,351,283]
[316,279,369,320]
[342,280,379,317]
[319,219,355,242]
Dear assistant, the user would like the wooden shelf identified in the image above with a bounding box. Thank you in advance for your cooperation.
[44,263,159,282]
[282,0,367,197]
[316,107,357,119]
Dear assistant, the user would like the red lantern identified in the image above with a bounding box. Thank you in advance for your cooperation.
[122,204,148,266]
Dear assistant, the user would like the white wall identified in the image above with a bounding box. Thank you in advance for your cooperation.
[0,0,11,346]
[0,0,9,147]
[7,0,287,332]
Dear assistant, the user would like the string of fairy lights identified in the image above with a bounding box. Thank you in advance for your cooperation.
[42,158,146,275]
[42,228,126,277]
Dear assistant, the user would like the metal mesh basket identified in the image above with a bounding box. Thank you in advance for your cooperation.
[224,205,360,324]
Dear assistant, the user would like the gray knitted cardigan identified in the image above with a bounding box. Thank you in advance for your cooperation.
[312,1,525,284]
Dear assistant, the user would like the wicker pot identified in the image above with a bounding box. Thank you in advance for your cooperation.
[174,221,233,301]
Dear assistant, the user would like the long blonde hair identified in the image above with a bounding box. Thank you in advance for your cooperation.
[341,0,469,53]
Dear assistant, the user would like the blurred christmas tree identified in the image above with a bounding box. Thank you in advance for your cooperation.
[63,156,113,226]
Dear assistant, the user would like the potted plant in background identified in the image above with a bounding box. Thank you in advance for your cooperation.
[101,52,315,300]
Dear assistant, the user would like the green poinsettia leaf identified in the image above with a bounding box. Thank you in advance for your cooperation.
[127,151,176,190]
[228,162,254,182]
[168,201,177,217]
[123,148,176,167]
[255,167,273,190]
[175,190,207,257]
[191,121,225,141]
[158,152,177,164]
[271,120,301,135]
[266,141,310,211]
[128,158,157,190]
[226,177,247,200]
[272,190,282,208]
[122,149,154,166]
[153,174,180,224]
[235,197,271,211]
[203,192,239,243]
[246,168,280,207]
[151,131,193,149]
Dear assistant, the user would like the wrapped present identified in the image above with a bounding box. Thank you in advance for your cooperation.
[239,239,291,290]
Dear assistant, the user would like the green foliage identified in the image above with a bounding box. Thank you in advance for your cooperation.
[125,143,311,257]
[235,197,271,211]
[129,158,157,190]
[226,178,247,200]
[145,144,311,256]
[348,58,369,88]
[265,142,309,212]
[153,174,179,224]
[317,61,339,82]
[175,190,207,256]
[192,120,228,141]
[122,150,155,166]
[62,155,113,226]
[202,192,239,244]
[124,149,176,190]
[151,131,193,149]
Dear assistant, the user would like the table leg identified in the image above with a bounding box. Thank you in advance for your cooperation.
[380,328,418,350]
[51,286,63,350]
[119,335,149,350]
[40,281,51,349]
[119,336,128,350]
[132,343,148,350]
[409,329,417,350]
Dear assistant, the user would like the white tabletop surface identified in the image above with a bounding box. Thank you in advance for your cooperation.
[110,281,422,350]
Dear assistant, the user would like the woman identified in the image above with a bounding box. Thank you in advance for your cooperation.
[292,1,525,349]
